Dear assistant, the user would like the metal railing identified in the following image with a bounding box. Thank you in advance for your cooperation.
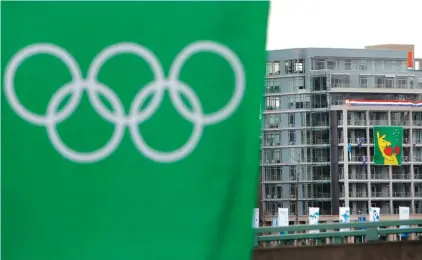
[254,219,422,247]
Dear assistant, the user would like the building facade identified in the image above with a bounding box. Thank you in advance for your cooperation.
[261,47,422,221]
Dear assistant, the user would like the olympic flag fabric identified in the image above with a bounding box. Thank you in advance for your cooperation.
[1,1,270,260]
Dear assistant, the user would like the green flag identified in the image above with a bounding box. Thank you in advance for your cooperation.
[373,126,403,166]
[1,1,269,260]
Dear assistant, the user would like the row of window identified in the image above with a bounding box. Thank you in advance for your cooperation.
[312,59,408,72]
[265,58,410,77]
[265,75,420,93]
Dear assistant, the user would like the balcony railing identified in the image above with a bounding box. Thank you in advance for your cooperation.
[349,174,367,180]
[347,119,366,126]
[415,174,422,180]
[392,173,411,180]
[392,191,411,198]
[349,192,368,198]
[371,192,390,197]
[413,120,422,126]
[371,174,389,180]
[391,120,410,126]
[415,191,422,197]
[369,120,388,126]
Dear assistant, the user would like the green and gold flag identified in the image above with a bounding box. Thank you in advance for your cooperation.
[373,126,403,166]
[1,1,270,260]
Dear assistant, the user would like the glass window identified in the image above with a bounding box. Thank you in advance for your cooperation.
[315,59,325,70]
[327,59,336,70]
[345,60,352,70]
[375,76,384,88]
[397,77,407,88]
[266,62,273,75]
[375,60,384,71]
[359,76,368,88]
[385,77,394,88]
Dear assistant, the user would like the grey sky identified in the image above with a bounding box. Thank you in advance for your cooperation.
[267,0,421,57]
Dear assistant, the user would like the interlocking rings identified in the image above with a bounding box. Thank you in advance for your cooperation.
[3,41,245,163]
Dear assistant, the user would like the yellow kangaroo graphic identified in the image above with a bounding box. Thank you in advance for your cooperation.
[376,131,398,165]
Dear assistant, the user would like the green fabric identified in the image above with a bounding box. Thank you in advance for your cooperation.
[1,1,269,260]
[373,126,403,166]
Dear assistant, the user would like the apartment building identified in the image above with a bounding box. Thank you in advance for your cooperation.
[261,47,422,221]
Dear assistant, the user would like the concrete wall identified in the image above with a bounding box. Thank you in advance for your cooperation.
[253,241,422,260]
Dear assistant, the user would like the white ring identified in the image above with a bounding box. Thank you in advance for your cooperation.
[168,41,245,125]
[46,81,125,163]
[127,80,167,125]
[3,41,245,163]
[4,43,84,126]
[129,80,204,163]
[86,43,166,123]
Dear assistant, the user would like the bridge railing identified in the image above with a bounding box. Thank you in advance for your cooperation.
[253,219,422,247]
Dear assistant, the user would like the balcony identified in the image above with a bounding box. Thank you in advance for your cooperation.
[339,155,367,162]
[348,174,368,180]
[349,191,368,198]
[414,156,422,163]
[413,121,422,127]
[370,120,388,126]
[415,174,422,180]
[372,191,390,198]
[392,192,411,198]
[371,174,390,180]
[392,173,411,180]
[415,191,422,197]
[391,120,410,126]
[347,119,366,126]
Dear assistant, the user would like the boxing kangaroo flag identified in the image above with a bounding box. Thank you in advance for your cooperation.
[373,126,403,166]
[1,1,270,260]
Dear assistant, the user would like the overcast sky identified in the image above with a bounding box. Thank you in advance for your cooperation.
[267,0,421,57]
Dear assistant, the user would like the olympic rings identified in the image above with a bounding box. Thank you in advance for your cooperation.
[3,41,245,163]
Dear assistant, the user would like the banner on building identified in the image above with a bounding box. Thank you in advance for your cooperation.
[369,207,380,222]
[399,206,410,238]
[277,208,289,227]
[1,1,270,259]
[253,208,259,228]
[339,207,351,231]
[308,207,320,233]
[373,126,403,166]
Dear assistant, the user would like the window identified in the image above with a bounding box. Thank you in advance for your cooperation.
[391,61,396,71]
[288,113,295,126]
[385,77,394,88]
[345,60,352,70]
[357,60,367,70]
[274,61,280,75]
[289,130,296,144]
[384,61,391,71]
[286,60,305,74]
[294,61,304,73]
[375,76,384,88]
[266,62,273,75]
[295,77,305,90]
[312,76,328,91]
[359,76,368,88]
[398,61,407,72]
[289,166,296,180]
[375,60,384,71]
[397,77,407,88]
[332,75,350,88]
[315,59,325,70]
[327,59,336,70]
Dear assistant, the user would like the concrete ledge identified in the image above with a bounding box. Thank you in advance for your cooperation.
[253,241,422,260]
